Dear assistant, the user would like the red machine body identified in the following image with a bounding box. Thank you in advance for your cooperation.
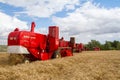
[8,22,73,60]
[75,43,84,52]
[93,47,100,51]
[69,37,84,53]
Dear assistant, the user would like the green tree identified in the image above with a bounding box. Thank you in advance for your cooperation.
[100,44,105,50]
[104,41,113,50]
[112,40,120,49]
[116,42,120,50]
[85,40,120,50]
[86,40,101,50]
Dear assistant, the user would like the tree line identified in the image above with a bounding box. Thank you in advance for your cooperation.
[85,40,120,50]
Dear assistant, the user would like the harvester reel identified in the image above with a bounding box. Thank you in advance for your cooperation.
[8,54,25,65]
[8,54,31,65]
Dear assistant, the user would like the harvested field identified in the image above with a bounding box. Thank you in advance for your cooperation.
[0,51,120,80]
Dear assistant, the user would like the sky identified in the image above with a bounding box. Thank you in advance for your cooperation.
[0,0,120,45]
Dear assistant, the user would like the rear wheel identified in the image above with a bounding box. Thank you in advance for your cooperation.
[52,50,61,58]
[24,58,30,64]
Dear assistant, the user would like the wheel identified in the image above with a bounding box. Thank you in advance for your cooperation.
[24,58,30,64]
[52,50,61,58]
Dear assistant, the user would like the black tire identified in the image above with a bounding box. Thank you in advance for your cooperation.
[52,50,61,58]
[23,57,30,64]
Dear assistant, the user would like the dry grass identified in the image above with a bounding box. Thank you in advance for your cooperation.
[0,51,120,80]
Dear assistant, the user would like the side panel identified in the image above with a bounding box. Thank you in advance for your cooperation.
[29,33,38,48]
[19,32,30,47]
[27,33,47,60]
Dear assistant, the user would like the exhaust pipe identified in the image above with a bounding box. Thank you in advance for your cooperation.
[31,22,36,32]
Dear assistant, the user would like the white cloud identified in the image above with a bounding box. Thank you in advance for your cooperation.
[35,27,48,34]
[0,12,28,44]
[0,0,120,44]
[52,1,120,43]
[0,0,80,17]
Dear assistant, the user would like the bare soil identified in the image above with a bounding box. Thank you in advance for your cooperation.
[0,51,120,80]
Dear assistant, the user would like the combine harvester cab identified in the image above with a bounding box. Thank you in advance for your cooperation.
[7,22,73,64]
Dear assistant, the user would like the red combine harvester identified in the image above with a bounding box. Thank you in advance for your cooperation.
[74,43,84,52]
[69,37,84,53]
[93,47,100,51]
[7,22,83,64]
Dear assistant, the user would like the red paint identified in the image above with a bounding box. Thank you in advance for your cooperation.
[93,47,100,51]
[75,43,84,52]
[8,22,86,61]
